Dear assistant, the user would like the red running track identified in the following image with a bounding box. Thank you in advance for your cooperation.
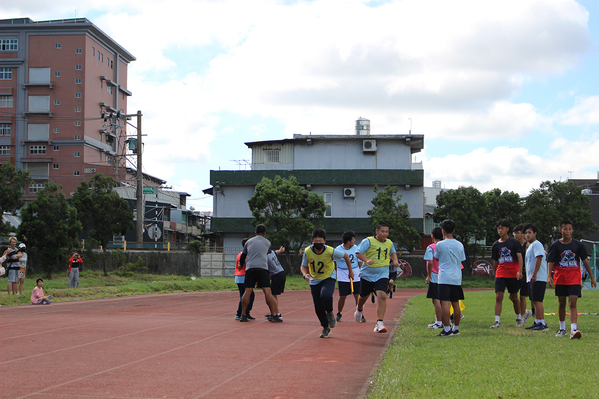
[0,289,425,399]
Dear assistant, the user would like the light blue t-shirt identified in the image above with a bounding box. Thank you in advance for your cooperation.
[423,246,438,284]
[525,240,547,283]
[356,237,397,282]
[434,238,465,286]
[334,244,361,282]
[301,245,345,285]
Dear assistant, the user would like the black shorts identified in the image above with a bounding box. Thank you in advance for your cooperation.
[438,284,464,302]
[244,268,271,289]
[528,281,547,302]
[389,271,398,281]
[426,282,439,300]
[359,278,389,298]
[554,284,582,298]
[270,271,286,295]
[338,281,358,297]
[495,277,519,294]
[518,278,529,296]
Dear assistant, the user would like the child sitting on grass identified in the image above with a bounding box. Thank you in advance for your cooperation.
[31,278,52,305]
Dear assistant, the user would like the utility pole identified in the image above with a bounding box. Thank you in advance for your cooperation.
[136,110,143,244]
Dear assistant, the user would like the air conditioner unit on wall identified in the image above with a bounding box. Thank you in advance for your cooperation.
[363,139,377,152]
[344,188,356,198]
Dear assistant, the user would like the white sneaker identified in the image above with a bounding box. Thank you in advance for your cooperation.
[490,321,501,329]
[570,330,582,339]
[354,307,364,322]
[374,320,387,333]
[555,329,567,338]
[522,309,532,324]
[516,319,524,327]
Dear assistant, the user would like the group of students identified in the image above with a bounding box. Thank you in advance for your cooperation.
[234,222,402,339]
[423,219,598,339]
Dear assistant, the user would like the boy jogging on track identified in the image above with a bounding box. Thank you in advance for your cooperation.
[513,224,533,323]
[239,224,280,323]
[334,230,362,322]
[301,228,352,338]
[547,220,597,339]
[424,227,444,329]
[434,219,466,337]
[355,222,400,333]
[523,224,548,331]
[490,219,524,328]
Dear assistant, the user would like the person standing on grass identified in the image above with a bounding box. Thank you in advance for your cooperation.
[301,228,352,338]
[523,224,548,331]
[234,238,255,321]
[239,224,280,323]
[355,222,400,334]
[5,237,21,295]
[434,219,466,337]
[68,251,83,288]
[490,219,524,329]
[512,224,533,323]
[17,243,28,295]
[547,220,597,339]
[334,230,362,322]
[424,227,444,329]
[266,246,286,321]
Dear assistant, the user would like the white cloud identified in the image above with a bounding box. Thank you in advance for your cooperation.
[559,96,599,125]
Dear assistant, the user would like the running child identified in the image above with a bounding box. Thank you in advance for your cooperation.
[301,228,352,338]
[547,220,597,339]
[267,246,286,320]
[490,219,524,328]
[434,219,466,337]
[334,230,362,322]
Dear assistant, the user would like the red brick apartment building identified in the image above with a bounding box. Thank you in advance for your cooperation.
[0,18,136,199]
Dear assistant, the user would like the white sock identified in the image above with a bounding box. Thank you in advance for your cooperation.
[516,314,522,320]
[444,326,451,332]
[571,323,577,331]
[538,319,544,324]
[452,325,459,332]
[495,316,500,323]
[560,321,566,330]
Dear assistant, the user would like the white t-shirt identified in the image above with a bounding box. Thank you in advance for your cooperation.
[434,238,466,286]
[334,244,361,282]
[525,240,547,283]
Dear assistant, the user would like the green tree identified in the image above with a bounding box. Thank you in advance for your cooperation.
[522,180,597,245]
[367,185,420,251]
[72,173,134,275]
[0,162,31,234]
[248,176,326,273]
[433,186,487,271]
[483,188,523,245]
[18,182,82,278]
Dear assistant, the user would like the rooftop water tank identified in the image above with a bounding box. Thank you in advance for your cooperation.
[356,117,370,136]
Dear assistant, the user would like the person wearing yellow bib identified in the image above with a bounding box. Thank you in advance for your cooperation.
[301,228,353,338]
[355,223,400,333]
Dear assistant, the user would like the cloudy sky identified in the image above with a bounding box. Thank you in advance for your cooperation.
[3,0,599,211]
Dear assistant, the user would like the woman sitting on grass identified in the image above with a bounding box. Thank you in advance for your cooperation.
[31,278,52,305]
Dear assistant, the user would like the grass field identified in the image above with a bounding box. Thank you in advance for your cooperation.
[369,289,599,399]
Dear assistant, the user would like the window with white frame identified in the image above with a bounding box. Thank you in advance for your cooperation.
[0,145,9,155]
[29,145,46,155]
[54,99,60,105]
[29,183,45,193]
[53,127,59,134]
[74,151,80,157]
[106,154,112,164]
[76,48,82,54]
[74,170,80,176]
[324,192,332,217]
[264,149,280,163]
[53,163,59,169]
[0,67,12,80]
[55,43,61,49]
[54,71,60,77]
[74,107,81,112]
[53,145,59,151]
[75,92,81,98]
[0,123,11,136]
[74,135,81,140]
[75,64,82,70]
[107,86,113,94]
[74,120,81,126]
[0,39,18,51]
[75,78,81,84]
[0,95,13,108]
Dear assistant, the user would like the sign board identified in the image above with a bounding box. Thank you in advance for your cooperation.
[143,186,155,195]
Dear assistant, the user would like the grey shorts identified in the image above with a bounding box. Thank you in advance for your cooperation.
[8,269,19,282]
